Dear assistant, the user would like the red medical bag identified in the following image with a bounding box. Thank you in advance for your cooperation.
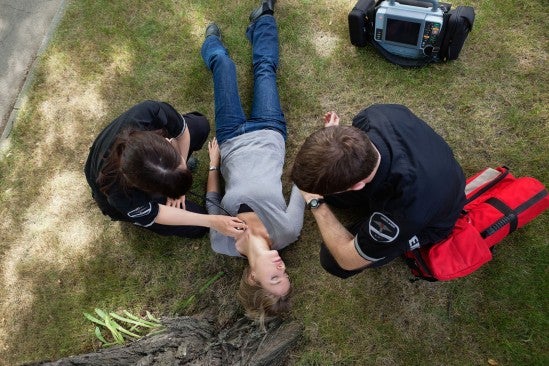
[404,166,549,281]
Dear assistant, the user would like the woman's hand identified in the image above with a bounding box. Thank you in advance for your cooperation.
[208,138,221,168]
[166,195,186,210]
[211,215,248,237]
[324,111,340,127]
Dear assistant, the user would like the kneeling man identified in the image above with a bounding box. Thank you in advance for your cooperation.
[291,104,465,278]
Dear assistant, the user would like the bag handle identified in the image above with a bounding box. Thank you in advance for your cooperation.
[389,0,440,11]
[465,166,510,204]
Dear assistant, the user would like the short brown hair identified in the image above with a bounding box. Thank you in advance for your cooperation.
[237,267,292,327]
[291,126,378,194]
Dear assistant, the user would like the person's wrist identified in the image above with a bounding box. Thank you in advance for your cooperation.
[307,198,325,210]
[209,165,219,171]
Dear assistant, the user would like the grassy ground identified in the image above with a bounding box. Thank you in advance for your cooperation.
[0,0,547,365]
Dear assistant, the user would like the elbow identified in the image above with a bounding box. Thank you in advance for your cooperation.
[338,260,361,271]
[333,247,368,271]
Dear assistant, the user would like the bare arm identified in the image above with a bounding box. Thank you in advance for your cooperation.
[172,121,191,162]
[155,204,246,237]
[165,123,192,209]
[302,191,371,270]
[207,138,221,194]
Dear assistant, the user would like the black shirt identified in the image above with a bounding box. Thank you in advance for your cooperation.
[84,100,186,226]
[327,104,466,267]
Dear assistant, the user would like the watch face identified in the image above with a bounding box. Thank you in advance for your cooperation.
[308,198,321,209]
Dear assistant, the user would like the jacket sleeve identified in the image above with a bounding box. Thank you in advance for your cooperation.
[126,100,186,138]
[205,191,224,215]
[353,212,416,267]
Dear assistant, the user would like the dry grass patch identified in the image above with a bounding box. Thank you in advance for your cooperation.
[0,171,101,355]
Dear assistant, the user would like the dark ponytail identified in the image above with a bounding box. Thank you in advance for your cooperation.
[97,129,192,198]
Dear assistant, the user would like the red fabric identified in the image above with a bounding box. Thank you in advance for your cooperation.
[465,176,549,247]
[405,167,548,281]
[424,217,492,280]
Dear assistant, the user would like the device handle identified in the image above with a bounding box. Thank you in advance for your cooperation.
[389,0,439,12]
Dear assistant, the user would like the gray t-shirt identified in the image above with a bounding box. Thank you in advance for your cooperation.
[206,130,305,257]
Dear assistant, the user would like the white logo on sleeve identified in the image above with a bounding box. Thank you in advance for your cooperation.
[408,235,420,250]
[368,212,399,243]
[128,203,152,218]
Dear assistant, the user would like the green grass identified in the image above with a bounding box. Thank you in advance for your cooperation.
[0,0,547,365]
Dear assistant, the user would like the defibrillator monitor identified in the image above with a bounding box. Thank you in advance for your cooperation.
[374,0,445,59]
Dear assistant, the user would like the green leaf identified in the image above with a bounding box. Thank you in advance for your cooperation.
[145,311,161,324]
[198,271,224,293]
[83,312,106,327]
[103,315,124,344]
[110,312,157,328]
[181,294,196,309]
[121,310,143,322]
[94,326,108,344]
[106,316,141,338]
[94,308,109,320]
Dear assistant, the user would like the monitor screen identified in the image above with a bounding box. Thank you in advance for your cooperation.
[385,18,421,46]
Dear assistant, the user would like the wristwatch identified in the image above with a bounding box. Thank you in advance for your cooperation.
[307,198,325,209]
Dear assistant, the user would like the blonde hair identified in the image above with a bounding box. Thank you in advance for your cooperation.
[237,266,292,327]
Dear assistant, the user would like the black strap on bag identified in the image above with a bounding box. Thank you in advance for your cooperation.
[481,189,549,238]
[405,249,437,282]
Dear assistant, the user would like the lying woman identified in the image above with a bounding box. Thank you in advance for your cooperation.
[201,1,305,323]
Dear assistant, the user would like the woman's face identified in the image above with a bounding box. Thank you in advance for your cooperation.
[251,250,290,297]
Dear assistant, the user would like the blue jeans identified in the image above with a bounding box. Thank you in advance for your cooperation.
[201,15,286,145]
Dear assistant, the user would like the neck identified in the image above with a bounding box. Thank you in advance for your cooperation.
[234,212,272,261]
[364,145,381,183]
[245,237,271,269]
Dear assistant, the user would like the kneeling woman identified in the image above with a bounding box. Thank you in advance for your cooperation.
[202,3,305,324]
[84,100,246,238]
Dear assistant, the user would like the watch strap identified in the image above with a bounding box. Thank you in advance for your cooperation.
[307,198,325,209]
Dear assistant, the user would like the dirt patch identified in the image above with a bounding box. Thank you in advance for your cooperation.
[312,31,339,58]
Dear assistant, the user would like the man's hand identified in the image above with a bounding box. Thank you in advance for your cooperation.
[208,138,221,167]
[166,195,186,210]
[324,111,340,127]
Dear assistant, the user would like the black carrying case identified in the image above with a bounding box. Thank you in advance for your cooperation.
[348,0,475,67]
[439,6,475,61]
[348,0,376,47]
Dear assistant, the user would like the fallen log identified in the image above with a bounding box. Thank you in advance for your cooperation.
[31,316,303,366]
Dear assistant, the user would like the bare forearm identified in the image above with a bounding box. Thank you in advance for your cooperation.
[311,205,370,270]
[156,204,215,227]
[174,127,191,160]
[156,200,247,237]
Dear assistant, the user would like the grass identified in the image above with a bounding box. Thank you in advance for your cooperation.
[0,0,547,365]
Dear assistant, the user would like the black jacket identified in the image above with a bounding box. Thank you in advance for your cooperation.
[327,104,465,267]
[84,100,186,225]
